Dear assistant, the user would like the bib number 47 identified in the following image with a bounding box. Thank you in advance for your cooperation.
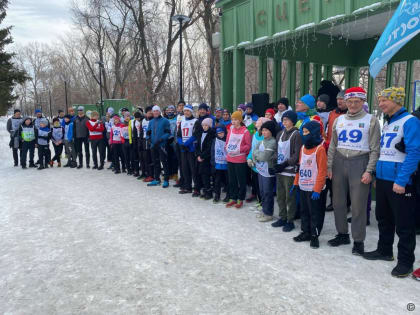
[380,133,397,148]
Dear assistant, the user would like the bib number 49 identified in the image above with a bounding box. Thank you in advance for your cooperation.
[338,129,362,143]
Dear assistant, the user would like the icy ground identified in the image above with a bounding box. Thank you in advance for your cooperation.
[0,116,419,315]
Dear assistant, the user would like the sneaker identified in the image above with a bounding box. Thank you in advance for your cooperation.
[246,195,256,203]
[98,165,104,170]
[114,170,121,174]
[192,190,200,197]
[147,180,161,186]
[327,234,350,247]
[258,214,273,222]
[310,236,319,249]
[271,218,287,228]
[77,165,83,169]
[29,163,36,168]
[413,268,420,281]
[226,200,237,208]
[213,196,220,203]
[293,232,311,242]
[173,182,181,188]
[143,176,154,183]
[49,161,54,167]
[362,249,394,261]
[21,165,27,169]
[222,196,230,203]
[57,162,61,167]
[179,189,192,194]
[70,163,77,169]
[282,222,295,232]
[93,165,98,170]
[37,165,45,170]
[234,201,244,209]
[162,181,169,188]
[326,203,334,212]
[391,264,413,278]
[352,242,364,256]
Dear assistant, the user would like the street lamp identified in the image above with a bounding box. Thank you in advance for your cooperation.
[171,14,191,104]
[96,61,105,116]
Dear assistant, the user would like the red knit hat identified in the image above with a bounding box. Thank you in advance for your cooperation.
[265,108,275,120]
[345,87,367,100]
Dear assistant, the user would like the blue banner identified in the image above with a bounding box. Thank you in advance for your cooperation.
[369,1,420,78]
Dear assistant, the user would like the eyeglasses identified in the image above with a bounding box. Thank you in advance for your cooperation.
[346,100,363,106]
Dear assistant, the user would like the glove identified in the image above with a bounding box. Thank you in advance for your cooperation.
[274,161,288,174]
[311,192,320,200]
[247,159,254,168]
[289,185,298,196]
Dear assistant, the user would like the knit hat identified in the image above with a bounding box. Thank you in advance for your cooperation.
[317,94,330,105]
[145,106,153,113]
[35,109,41,114]
[231,110,243,122]
[121,107,129,112]
[39,118,48,126]
[52,117,59,123]
[216,126,226,134]
[202,118,213,128]
[167,105,175,110]
[277,97,289,108]
[237,104,246,112]
[14,109,21,114]
[261,120,277,137]
[282,110,298,125]
[378,87,405,106]
[215,107,223,112]
[152,105,161,112]
[265,108,275,119]
[134,112,142,118]
[183,104,194,113]
[245,102,253,109]
[64,114,71,119]
[107,107,114,114]
[300,94,316,109]
[255,117,270,130]
[198,103,209,111]
[345,87,367,100]
[77,106,84,111]
[113,115,121,121]
[336,90,345,99]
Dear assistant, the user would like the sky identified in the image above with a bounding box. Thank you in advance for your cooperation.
[4,0,73,45]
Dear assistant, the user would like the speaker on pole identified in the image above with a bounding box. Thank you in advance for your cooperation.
[252,93,270,117]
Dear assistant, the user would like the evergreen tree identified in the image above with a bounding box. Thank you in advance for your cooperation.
[0,0,27,116]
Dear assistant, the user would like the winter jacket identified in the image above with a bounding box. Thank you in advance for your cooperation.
[51,126,65,145]
[110,123,125,144]
[61,115,75,127]
[7,116,23,148]
[196,128,215,163]
[129,119,142,145]
[275,127,302,176]
[35,126,51,146]
[147,116,171,148]
[225,125,252,163]
[74,115,89,138]
[86,119,104,140]
[326,108,347,146]
[177,116,201,153]
[247,132,264,173]
[243,113,258,136]
[64,121,74,142]
[376,108,420,187]
[327,109,381,174]
[252,137,277,170]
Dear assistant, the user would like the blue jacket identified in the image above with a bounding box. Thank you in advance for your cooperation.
[376,108,420,187]
[64,121,74,142]
[247,132,264,173]
[147,116,171,148]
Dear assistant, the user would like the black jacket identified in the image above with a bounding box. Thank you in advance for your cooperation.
[196,128,215,162]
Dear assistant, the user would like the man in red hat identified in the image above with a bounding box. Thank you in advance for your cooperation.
[327,87,381,256]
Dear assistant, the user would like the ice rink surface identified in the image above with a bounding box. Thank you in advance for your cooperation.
[0,117,419,315]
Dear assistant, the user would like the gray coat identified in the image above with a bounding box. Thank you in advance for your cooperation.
[73,115,89,139]
[7,116,23,148]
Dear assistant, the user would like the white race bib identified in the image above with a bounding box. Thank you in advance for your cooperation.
[336,114,371,152]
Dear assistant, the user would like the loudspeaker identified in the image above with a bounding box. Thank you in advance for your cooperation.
[252,93,270,117]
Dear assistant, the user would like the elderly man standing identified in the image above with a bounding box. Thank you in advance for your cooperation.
[327,87,381,256]
[74,106,90,169]
[363,87,420,278]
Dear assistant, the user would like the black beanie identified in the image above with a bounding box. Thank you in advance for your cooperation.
[281,110,298,125]
[318,94,330,106]
[277,97,289,108]
[14,109,21,114]
[261,120,277,137]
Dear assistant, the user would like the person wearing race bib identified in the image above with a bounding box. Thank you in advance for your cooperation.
[225,111,252,209]
[292,120,327,249]
[246,117,270,209]
[211,125,229,203]
[174,101,185,188]
[147,106,171,188]
[129,111,143,178]
[109,115,125,174]
[35,118,51,170]
[74,106,90,169]
[119,112,132,174]
[86,111,105,170]
[103,108,114,164]
[140,106,154,182]
[165,105,179,182]
[251,120,277,222]
[196,118,216,200]
[19,117,36,169]
[177,104,201,194]
[327,87,381,256]
[7,109,23,167]
[270,110,302,232]
[363,87,420,278]
[50,118,65,168]
[63,115,77,168]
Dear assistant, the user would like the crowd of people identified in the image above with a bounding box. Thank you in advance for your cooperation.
[6,83,420,279]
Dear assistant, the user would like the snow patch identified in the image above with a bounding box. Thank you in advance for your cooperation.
[254,36,269,42]
[295,22,315,31]
[320,14,346,24]
[273,30,290,38]
[353,2,382,14]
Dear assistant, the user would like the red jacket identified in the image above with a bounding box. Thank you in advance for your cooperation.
[86,119,104,140]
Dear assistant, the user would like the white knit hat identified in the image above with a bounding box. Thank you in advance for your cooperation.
[152,105,161,112]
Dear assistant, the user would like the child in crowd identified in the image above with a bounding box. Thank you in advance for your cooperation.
[129,111,143,177]
[196,118,215,200]
[221,110,231,129]
[122,112,132,174]
[35,118,51,170]
[270,110,302,232]
[87,111,105,170]
[251,120,277,222]
[225,111,252,209]
[50,118,65,167]
[292,120,327,249]
[211,125,229,203]
[110,115,125,174]
[63,115,77,168]
[19,117,36,169]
